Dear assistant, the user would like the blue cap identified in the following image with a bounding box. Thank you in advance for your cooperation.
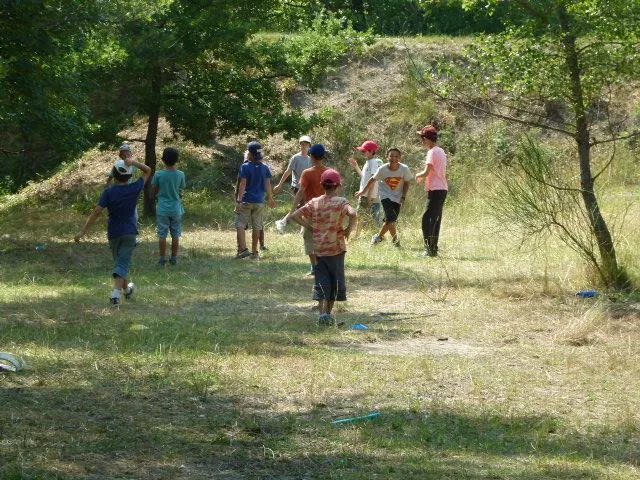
[247,141,263,161]
[308,143,326,159]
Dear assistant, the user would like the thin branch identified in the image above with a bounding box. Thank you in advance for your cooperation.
[123,138,147,143]
[590,130,640,147]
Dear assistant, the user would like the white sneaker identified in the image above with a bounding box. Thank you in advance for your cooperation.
[275,218,287,234]
[124,282,135,300]
[371,234,383,245]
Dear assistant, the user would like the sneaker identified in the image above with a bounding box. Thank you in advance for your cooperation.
[371,234,383,245]
[110,296,120,306]
[124,282,135,300]
[235,249,252,259]
[317,313,336,326]
[158,258,166,266]
[421,249,437,257]
[392,237,401,248]
[250,252,260,260]
[169,256,177,265]
[275,219,287,234]
[259,245,268,251]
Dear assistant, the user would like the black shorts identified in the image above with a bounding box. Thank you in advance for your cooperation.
[313,252,347,301]
[381,198,401,223]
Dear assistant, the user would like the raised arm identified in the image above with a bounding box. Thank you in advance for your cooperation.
[348,157,362,177]
[126,159,152,183]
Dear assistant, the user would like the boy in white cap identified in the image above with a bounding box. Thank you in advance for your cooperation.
[274,135,313,233]
[74,157,152,305]
[290,168,357,326]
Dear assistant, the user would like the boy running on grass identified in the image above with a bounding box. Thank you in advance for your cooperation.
[74,157,152,305]
[235,141,276,259]
[152,147,185,266]
[273,135,312,233]
[290,169,357,326]
[356,147,412,247]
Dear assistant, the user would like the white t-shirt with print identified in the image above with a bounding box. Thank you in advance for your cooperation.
[360,157,384,201]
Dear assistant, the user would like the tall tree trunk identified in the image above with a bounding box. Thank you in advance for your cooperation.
[143,68,161,216]
[558,4,629,289]
[351,0,366,30]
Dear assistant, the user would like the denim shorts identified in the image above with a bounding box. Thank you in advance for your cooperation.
[109,235,137,279]
[157,214,183,238]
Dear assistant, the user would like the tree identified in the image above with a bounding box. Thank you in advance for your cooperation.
[0,0,111,191]
[94,0,315,215]
[417,0,640,289]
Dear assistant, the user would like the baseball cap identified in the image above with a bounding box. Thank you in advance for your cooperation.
[114,159,133,176]
[417,125,438,140]
[247,141,263,160]
[308,143,326,158]
[355,140,380,153]
[119,143,132,152]
[299,135,313,144]
[320,168,342,186]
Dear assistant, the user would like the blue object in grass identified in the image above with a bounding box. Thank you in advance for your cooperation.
[35,244,46,251]
[351,323,369,330]
[332,411,381,425]
[576,289,599,298]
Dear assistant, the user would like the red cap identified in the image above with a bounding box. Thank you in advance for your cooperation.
[320,168,342,186]
[355,140,380,153]
[418,125,438,140]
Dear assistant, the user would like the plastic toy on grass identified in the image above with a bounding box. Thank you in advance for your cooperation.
[576,289,599,298]
[351,323,369,330]
[332,411,381,425]
[0,352,26,372]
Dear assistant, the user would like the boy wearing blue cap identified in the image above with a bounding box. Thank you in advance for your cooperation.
[235,141,276,259]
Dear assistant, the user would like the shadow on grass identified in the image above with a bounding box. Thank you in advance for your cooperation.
[1,379,637,479]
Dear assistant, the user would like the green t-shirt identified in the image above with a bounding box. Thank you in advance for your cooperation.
[152,169,186,216]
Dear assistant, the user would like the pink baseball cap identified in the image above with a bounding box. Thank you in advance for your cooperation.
[355,140,380,153]
[417,125,438,140]
[320,168,342,186]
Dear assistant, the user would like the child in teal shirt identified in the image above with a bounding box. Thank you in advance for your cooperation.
[152,147,186,265]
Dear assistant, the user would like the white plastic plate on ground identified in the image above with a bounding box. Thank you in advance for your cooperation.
[0,352,25,372]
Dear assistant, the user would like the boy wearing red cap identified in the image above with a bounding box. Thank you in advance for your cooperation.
[290,168,357,325]
[415,125,448,257]
[348,140,384,236]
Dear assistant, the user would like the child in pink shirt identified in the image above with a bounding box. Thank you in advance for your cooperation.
[415,125,448,257]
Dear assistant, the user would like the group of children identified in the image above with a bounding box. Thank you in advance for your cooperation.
[75,124,448,323]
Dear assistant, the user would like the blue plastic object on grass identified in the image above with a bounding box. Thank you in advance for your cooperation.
[332,411,381,425]
[351,323,369,330]
[35,244,47,251]
[576,289,599,298]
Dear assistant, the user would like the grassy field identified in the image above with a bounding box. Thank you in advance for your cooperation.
[1,184,639,479]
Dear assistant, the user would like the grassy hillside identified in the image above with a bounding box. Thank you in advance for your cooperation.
[1,38,640,479]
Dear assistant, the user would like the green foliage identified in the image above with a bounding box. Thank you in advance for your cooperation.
[273,0,511,35]
[260,12,375,90]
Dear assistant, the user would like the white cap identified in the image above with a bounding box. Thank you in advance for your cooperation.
[119,143,132,152]
[114,159,133,175]
[299,135,313,144]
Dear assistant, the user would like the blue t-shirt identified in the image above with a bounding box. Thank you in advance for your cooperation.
[239,161,272,203]
[151,169,185,216]
[98,178,145,239]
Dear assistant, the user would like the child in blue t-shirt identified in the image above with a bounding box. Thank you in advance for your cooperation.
[234,141,276,259]
[151,147,186,266]
[75,158,152,305]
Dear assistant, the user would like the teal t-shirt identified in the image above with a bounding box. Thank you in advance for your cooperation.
[152,169,186,216]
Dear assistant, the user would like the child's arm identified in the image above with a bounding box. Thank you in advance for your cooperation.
[400,181,410,204]
[343,209,358,240]
[265,179,276,208]
[289,206,312,230]
[126,159,152,183]
[355,177,376,197]
[74,206,104,242]
[348,157,362,177]
[236,178,247,203]
[273,167,292,194]
[415,164,432,183]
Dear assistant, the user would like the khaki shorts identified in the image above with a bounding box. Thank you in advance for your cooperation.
[235,202,265,230]
[303,226,314,255]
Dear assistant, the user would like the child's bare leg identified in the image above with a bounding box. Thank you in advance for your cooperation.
[236,227,247,252]
[309,254,316,266]
[159,238,167,257]
[259,229,265,248]
[325,300,335,314]
[377,223,391,238]
[387,222,398,240]
[251,229,259,254]
[171,237,179,257]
